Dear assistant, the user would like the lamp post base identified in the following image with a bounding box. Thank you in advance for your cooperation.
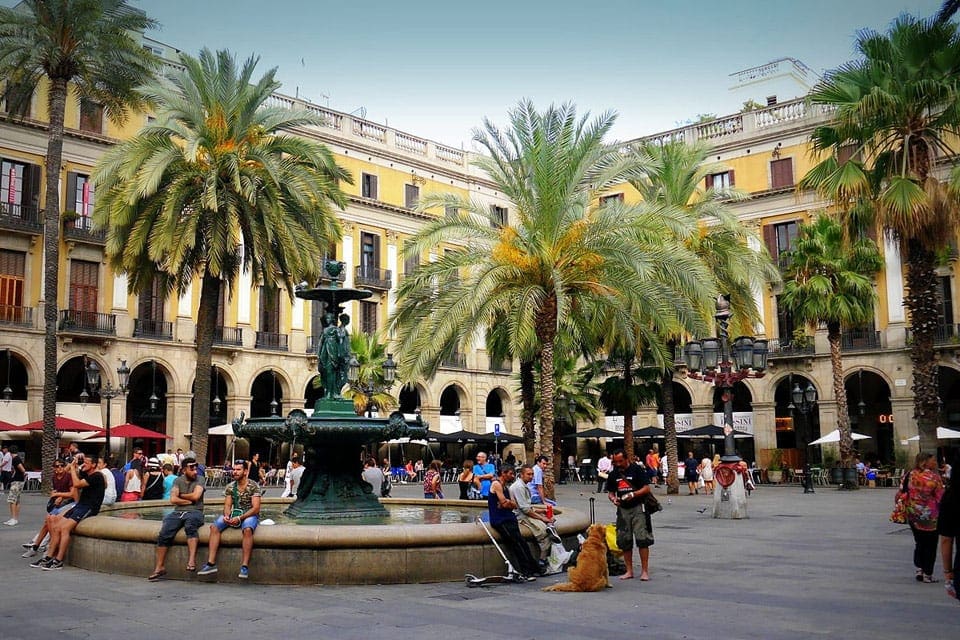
[712,471,748,519]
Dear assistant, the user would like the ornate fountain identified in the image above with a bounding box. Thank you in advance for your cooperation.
[234,260,426,519]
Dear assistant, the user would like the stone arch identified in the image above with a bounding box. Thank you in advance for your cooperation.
[304,375,323,409]
[1,348,30,401]
[940,364,960,431]
[125,359,171,440]
[439,382,469,415]
[398,382,428,414]
[772,372,821,453]
[249,369,287,418]
[845,367,894,463]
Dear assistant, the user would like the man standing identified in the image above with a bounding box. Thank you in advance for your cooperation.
[1,444,12,492]
[645,447,660,488]
[198,459,262,580]
[511,464,561,572]
[596,453,613,493]
[488,464,539,580]
[606,449,654,581]
[5,445,26,525]
[474,452,496,498]
[148,456,205,580]
[32,454,106,570]
[287,455,304,498]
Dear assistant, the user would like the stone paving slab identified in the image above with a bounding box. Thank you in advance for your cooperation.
[0,481,954,639]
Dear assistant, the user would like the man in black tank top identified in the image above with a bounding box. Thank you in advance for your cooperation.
[488,465,540,579]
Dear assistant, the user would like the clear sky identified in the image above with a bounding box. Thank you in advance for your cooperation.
[12,0,950,147]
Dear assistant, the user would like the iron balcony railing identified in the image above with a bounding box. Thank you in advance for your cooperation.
[488,359,512,373]
[354,265,392,290]
[255,331,288,351]
[0,304,33,327]
[62,216,106,244]
[441,352,467,368]
[0,202,43,234]
[133,318,173,340]
[905,323,960,347]
[58,309,116,335]
[306,335,320,353]
[767,338,816,358]
[213,326,243,347]
[840,329,882,352]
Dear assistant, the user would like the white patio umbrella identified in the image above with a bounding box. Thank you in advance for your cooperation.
[208,424,235,436]
[809,429,872,446]
[905,426,960,441]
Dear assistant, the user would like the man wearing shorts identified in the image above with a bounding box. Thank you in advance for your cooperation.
[32,454,106,570]
[148,456,205,580]
[198,459,261,580]
[5,445,26,525]
[606,449,654,581]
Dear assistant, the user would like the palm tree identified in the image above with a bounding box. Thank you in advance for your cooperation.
[389,101,711,499]
[629,140,779,493]
[93,49,350,460]
[341,332,399,416]
[0,0,158,486]
[803,14,960,451]
[780,214,882,477]
[937,0,959,24]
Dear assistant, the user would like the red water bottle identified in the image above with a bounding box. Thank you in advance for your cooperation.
[546,504,554,519]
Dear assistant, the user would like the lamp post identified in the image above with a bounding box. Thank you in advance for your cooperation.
[85,359,131,459]
[348,353,397,417]
[682,295,768,463]
[791,378,818,494]
[3,348,12,404]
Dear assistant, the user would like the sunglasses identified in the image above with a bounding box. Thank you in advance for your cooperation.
[184,463,198,469]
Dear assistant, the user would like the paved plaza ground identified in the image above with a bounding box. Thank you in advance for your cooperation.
[0,479,954,639]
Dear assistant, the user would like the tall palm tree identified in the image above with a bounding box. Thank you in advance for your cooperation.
[803,14,960,452]
[780,214,882,476]
[389,101,711,499]
[340,332,399,416]
[93,49,350,460]
[629,140,779,493]
[486,313,539,460]
[0,0,158,486]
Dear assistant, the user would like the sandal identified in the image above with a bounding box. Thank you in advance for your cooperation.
[916,569,924,582]
[147,569,167,581]
[186,564,196,572]
[923,574,939,583]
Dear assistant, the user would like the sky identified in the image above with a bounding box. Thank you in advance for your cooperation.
[8,0,949,147]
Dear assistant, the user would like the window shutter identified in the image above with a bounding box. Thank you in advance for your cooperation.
[373,234,381,268]
[727,170,735,187]
[771,158,793,189]
[65,173,77,212]
[763,224,777,258]
[23,163,40,207]
[705,174,714,189]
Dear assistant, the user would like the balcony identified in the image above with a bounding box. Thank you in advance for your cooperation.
[0,203,42,235]
[213,326,243,347]
[488,358,512,373]
[306,334,320,354]
[58,309,116,335]
[841,329,882,352]
[767,338,816,359]
[255,331,288,351]
[905,324,960,347]
[354,265,392,291]
[63,216,106,245]
[441,352,467,369]
[133,318,173,340]
[0,304,34,327]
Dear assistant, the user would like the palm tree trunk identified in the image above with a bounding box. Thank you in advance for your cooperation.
[191,271,219,462]
[520,359,536,462]
[662,365,680,495]
[40,77,68,492]
[828,323,853,477]
[622,358,635,460]
[903,240,941,453]
[536,296,558,500]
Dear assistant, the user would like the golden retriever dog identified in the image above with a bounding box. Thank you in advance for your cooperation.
[543,523,610,592]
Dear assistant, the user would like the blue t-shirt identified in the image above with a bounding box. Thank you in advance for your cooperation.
[476,462,496,497]
[530,465,544,503]
[162,474,176,500]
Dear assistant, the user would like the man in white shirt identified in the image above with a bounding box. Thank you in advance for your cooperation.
[510,464,561,573]
[1,445,12,493]
[597,453,613,493]
[287,456,305,498]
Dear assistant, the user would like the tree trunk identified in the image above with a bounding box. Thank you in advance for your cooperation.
[826,321,852,455]
[622,358,635,461]
[662,365,680,495]
[903,239,940,453]
[190,271,220,462]
[536,296,558,500]
[520,359,536,462]
[40,77,68,492]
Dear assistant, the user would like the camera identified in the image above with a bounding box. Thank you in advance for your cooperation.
[75,453,85,464]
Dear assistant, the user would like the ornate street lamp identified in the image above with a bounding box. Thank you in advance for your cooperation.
[791,378,818,494]
[3,348,13,404]
[682,295,768,463]
[85,358,130,458]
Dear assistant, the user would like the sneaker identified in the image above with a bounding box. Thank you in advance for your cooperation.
[197,562,218,576]
[42,559,64,571]
[29,556,52,568]
[546,525,563,544]
[21,547,38,558]
[38,543,48,553]
[4,519,17,526]
[22,541,37,549]
[238,565,249,580]
[522,574,537,582]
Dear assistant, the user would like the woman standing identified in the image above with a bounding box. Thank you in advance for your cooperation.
[423,460,443,499]
[684,451,699,495]
[906,452,945,583]
[120,459,142,502]
[458,460,479,499]
[699,456,714,494]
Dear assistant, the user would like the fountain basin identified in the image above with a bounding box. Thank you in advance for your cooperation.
[66,498,590,584]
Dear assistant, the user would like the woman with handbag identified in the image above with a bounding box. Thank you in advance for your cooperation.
[423,460,443,499]
[458,460,478,500]
[905,452,945,583]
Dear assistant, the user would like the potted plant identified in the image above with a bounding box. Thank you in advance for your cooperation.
[767,449,784,484]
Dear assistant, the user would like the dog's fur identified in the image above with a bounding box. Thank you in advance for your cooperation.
[542,523,610,592]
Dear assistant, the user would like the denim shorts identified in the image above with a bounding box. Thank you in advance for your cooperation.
[157,510,205,546]
[212,513,259,532]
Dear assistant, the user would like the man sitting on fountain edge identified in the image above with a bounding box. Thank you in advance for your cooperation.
[198,459,262,580]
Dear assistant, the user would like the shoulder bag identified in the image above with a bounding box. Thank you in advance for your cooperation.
[889,471,911,524]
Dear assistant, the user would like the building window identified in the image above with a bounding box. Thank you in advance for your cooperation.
[259,286,281,334]
[360,232,380,273]
[0,249,25,318]
[937,276,954,329]
[705,170,734,189]
[404,184,419,209]
[360,301,378,335]
[69,260,99,313]
[775,294,796,345]
[1,159,41,214]
[770,157,794,189]
[138,278,165,323]
[66,173,95,228]
[2,81,32,118]
[403,242,419,276]
[490,205,508,228]
[763,220,799,269]
[600,193,624,206]
[361,173,378,199]
[444,206,458,219]
[79,99,103,134]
